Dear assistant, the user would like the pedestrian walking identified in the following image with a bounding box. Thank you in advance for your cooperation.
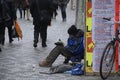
[58,0,70,22]
[29,0,53,47]
[51,0,59,19]
[17,0,23,18]
[0,0,16,52]
[39,25,84,67]
[22,0,30,20]
[5,0,17,44]
[0,0,5,52]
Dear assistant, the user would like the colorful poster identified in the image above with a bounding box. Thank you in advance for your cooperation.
[92,0,115,72]
[85,0,93,73]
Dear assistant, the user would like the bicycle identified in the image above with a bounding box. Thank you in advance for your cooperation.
[99,17,120,80]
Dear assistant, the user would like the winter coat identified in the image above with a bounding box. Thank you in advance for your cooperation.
[58,0,70,5]
[0,0,16,24]
[0,0,3,23]
[5,0,17,26]
[65,29,84,59]
[30,0,53,26]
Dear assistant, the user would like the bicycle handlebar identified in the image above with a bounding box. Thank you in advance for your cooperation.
[103,17,120,24]
[103,17,111,21]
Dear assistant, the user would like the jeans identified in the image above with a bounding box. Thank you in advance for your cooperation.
[46,45,72,64]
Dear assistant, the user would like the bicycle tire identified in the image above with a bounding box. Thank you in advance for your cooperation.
[100,42,115,80]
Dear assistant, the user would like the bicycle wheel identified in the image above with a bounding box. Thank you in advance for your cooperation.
[100,41,115,80]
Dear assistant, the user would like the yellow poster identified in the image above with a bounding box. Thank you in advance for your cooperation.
[85,0,93,73]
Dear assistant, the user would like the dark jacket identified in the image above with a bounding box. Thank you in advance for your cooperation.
[30,0,53,26]
[0,0,3,23]
[58,0,70,5]
[65,29,84,59]
[5,0,17,26]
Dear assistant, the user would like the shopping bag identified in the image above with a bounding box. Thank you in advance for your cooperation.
[14,21,23,39]
[12,27,19,38]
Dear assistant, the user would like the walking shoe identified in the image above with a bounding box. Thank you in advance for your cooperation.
[33,43,37,47]
[39,60,52,67]
[33,40,38,47]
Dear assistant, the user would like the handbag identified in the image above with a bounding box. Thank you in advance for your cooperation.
[12,27,19,38]
[14,21,23,39]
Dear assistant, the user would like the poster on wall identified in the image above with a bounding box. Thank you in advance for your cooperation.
[92,0,115,72]
[85,0,94,73]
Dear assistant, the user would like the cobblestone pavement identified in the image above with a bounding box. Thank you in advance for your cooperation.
[0,5,120,80]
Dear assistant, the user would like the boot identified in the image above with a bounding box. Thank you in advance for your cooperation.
[33,40,38,47]
[39,60,52,67]
[42,42,47,47]
[33,42,37,47]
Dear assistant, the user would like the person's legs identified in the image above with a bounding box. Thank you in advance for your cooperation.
[6,24,13,43]
[39,25,47,47]
[39,46,72,67]
[18,7,22,18]
[33,25,39,47]
[26,8,30,20]
[0,23,5,51]
[60,4,67,21]
[23,9,26,19]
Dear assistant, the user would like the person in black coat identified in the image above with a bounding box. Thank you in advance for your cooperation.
[5,0,17,44]
[0,0,16,52]
[29,0,53,47]
[0,0,5,52]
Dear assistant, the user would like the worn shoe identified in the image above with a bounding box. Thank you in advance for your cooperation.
[39,60,52,67]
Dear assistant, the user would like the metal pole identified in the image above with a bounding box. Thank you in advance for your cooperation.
[75,0,85,30]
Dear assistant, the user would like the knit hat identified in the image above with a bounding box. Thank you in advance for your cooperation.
[68,25,78,36]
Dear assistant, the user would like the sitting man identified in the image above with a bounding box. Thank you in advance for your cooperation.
[39,25,84,67]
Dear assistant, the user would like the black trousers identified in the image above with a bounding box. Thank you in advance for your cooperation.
[0,23,5,45]
[59,4,67,20]
[34,24,48,45]
[6,23,13,43]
